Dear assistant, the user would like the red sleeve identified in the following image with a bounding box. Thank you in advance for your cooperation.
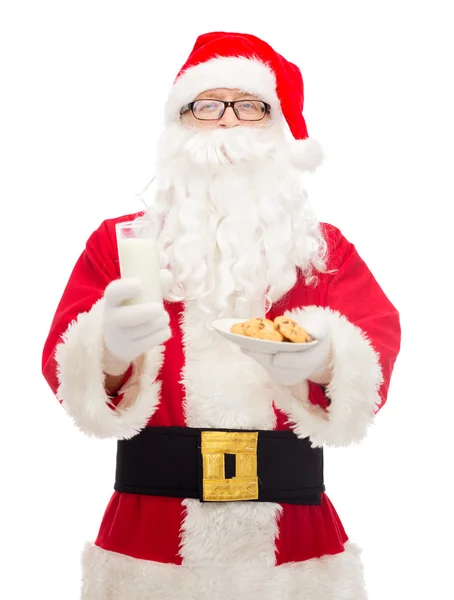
[41,218,122,397]
[321,224,401,410]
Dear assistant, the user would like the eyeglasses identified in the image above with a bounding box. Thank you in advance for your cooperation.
[180,99,271,121]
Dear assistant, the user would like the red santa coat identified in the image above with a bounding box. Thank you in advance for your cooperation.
[42,213,401,600]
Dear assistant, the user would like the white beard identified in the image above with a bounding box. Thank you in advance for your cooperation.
[142,122,327,318]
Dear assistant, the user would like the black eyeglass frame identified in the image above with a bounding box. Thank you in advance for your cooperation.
[180,99,271,121]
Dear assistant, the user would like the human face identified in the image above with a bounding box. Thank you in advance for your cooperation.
[180,88,272,130]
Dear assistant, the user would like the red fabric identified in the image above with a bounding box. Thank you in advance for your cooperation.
[95,493,185,564]
[146,300,187,428]
[275,495,348,564]
[175,31,309,140]
[273,405,292,430]
[42,215,400,566]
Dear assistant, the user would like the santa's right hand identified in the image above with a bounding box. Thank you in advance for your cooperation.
[102,278,171,368]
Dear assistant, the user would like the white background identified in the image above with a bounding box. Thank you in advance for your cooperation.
[1,1,453,598]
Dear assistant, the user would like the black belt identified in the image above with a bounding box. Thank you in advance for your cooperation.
[115,426,324,505]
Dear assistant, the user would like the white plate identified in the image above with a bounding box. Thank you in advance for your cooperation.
[212,318,318,354]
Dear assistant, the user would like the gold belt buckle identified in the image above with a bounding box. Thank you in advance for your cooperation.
[201,431,259,502]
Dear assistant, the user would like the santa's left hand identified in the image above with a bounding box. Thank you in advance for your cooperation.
[241,333,332,386]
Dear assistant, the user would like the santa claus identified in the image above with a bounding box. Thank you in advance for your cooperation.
[42,31,401,599]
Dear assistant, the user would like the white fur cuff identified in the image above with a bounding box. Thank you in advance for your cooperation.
[55,298,164,439]
[273,306,383,447]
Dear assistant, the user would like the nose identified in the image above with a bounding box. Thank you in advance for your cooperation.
[217,106,240,128]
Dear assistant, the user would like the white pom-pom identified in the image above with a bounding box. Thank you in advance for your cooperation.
[289,138,325,172]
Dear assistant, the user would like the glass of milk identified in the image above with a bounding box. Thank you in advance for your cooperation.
[115,219,162,305]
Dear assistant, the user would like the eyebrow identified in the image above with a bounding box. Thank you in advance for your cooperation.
[197,90,259,101]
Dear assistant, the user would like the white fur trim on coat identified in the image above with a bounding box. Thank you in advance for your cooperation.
[55,298,164,439]
[80,541,367,599]
[165,56,284,124]
[178,304,282,567]
[272,306,383,448]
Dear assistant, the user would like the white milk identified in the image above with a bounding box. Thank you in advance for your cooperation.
[117,237,162,305]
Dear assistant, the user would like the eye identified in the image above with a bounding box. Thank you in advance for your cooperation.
[194,100,222,113]
[236,101,263,113]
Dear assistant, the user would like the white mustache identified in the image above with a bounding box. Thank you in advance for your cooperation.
[158,122,286,167]
[188,128,281,165]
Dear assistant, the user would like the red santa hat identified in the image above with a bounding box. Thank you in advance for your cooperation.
[164,31,324,171]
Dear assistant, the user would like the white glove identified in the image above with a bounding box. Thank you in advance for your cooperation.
[102,277,171,373]
[241,330,331,386]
